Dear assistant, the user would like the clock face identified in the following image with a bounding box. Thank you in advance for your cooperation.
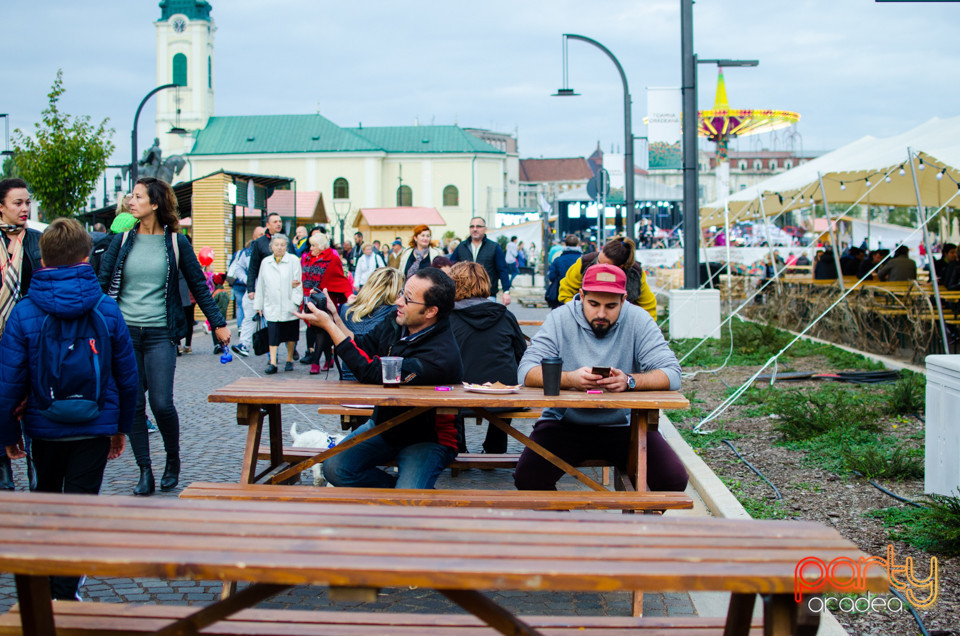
[172,18,186,33]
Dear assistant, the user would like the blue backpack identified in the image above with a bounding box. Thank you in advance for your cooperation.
[34,296,112,424]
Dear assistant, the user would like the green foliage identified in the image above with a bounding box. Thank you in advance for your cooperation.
[496,234,508,251]
[845,445,923,481]
[721,477,789,519]
[885,372,925,416]
[442,230,456,241]
[766,385,884,441]
[677,424,741,450]
[0,155,18,180]
[867,494,960,556]
[12,70,114,219]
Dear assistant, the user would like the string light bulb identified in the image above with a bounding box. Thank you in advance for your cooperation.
[937,169,945,181]
[885,175,892,183]
[899,165,906,176]
[918,159,925,171]
[865,178,871,187]
[840,182,846,191]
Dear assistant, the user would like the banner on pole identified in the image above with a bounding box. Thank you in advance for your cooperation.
[647,88,682,170]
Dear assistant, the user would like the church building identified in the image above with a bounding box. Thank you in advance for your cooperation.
[153,0,518,238]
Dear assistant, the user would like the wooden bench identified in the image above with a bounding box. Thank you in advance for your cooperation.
[318,406,542,431]
[181,481,694,512]
[0,602,763,634]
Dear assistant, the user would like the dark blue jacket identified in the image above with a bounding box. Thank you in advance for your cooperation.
[97,225,226,341]
[547,247,581,284]
[0,264,138,446]
[450,237,511,295]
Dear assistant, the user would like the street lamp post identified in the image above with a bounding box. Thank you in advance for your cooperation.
[130,83,182,187]
[554,34,636,241]
[0,113,12,157]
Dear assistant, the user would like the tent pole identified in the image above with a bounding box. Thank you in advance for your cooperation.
[758,195,782,295]
[723,202,733,311]
[907,147,950,354]
[818,172,845,292]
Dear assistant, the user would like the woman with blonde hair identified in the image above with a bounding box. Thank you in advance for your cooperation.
[398,224,443,279]
[336,267,404,381]
[448,261,525,453]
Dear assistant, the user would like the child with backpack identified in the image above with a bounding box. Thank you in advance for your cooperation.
[0,218,138,601]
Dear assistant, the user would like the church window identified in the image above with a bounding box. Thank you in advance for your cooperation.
[208,56,212,89]
[442,185,459,206]
[333,177,349,199]
[397,185,413,207]
[173,53,188,87]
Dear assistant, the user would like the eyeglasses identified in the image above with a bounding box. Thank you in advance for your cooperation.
[469,225,485,229]
[401,294,426,306]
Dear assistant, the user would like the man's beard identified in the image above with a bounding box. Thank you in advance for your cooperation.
[590,320,611,338]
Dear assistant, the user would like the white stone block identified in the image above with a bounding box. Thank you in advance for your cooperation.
[925,355,960,496]
[668,289,722,340]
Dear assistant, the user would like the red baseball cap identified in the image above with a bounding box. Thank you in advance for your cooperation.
[581,263,626,295]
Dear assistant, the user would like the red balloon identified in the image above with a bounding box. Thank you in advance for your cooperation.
[198,246,215,267]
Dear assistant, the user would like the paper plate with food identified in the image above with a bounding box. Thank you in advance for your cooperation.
[462,381,523,394]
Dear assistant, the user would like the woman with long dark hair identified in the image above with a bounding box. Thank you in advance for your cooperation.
[99,177,228,496]
[556,236,657,319]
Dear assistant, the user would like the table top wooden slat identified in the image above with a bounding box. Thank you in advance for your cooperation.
[0,493,886,596]
[207,380,690,410]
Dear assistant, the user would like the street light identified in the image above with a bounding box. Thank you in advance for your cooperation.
[0,113,12,157]
[554,33,636,241]
[130,83,185,187]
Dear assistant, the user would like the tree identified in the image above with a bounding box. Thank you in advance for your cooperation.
[0,155,18,180]
[12,70,114,219]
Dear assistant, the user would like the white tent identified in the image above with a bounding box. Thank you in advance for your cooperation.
[701,116,960,227]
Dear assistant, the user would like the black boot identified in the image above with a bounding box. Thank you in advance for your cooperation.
[0,456,14,491]
[160,456,180,492]
[25,454,37,492]
[133,466,155,496]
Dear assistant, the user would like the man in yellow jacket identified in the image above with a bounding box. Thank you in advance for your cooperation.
[557,237,657,320]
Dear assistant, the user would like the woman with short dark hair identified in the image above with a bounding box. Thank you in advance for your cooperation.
[99,177,228,496]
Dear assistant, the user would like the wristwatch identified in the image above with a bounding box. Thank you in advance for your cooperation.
[626,375,636,391]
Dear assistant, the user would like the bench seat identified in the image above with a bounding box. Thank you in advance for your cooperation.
[317,406,542,431]
[181,481,694,511]
[0,602,761,635]
[257,446,586,470]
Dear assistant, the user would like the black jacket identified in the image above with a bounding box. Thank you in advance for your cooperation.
[335,308,464,449]
[246,231,298,294]
[97,225,226,341]
[2,228,42,298]
[450,237,511,295]
[449,300,525,385]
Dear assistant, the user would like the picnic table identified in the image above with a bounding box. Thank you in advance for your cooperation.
[207,379,689,493]
[0,491,888,635]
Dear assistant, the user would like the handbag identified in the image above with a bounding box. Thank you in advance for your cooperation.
[251,314,270,356]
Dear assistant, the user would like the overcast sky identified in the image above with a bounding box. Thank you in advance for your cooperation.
[5,0,959,176]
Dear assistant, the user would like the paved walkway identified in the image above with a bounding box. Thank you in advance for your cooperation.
[0,291,697,618]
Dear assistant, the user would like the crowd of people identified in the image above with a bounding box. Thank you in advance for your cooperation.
[0,177,690,601]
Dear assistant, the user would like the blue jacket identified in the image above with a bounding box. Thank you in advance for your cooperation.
[98,225,226,341]
[0,264,138,446]
[547,247,581,284]
[450,237,511,295]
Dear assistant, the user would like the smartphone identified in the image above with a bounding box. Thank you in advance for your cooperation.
[591,366,611,378]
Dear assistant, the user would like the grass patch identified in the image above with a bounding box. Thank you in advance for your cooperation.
[765,385,885,441]
[721,477,789,520]
[678,425,742,450]
[885,371,925,416]
[780,427,919,479]
[866,494,960,556]
[845,445,923,481]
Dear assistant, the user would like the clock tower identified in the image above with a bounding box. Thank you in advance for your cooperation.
[155,0,215,158]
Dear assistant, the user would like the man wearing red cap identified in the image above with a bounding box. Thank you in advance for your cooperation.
[514,263,687,491]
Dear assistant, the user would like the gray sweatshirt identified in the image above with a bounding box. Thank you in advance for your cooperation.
[518,297,681,426]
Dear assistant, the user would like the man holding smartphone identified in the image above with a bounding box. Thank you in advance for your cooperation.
[514,263,687,492]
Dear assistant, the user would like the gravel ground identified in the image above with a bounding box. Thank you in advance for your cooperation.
[680,357,958,636]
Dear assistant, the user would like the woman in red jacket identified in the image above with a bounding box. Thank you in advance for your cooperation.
[300,230,353,374]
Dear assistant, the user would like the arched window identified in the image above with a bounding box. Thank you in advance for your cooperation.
[442,185,459,207]
[738,160,747,171]
[333,177,349,199]
[397,185,412,207]
[173,53,188,87]
[208,56,212,89]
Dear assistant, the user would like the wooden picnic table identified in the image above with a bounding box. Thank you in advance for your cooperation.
[208,379,688,492]
[209,379,688,492]
[0,491,888,636]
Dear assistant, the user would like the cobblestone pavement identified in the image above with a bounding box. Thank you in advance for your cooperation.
[0,290,696,618]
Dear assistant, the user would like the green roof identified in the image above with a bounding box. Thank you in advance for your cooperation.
[159,0,212,21]
[190,115,381,155]
[348,126,503,154]
[188,115,504,156]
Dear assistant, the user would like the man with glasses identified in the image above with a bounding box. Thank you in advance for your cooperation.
[450,216,512,305]
[295,268,463,489]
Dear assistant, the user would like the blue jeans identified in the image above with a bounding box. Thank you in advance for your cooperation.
[324,420,457,489]
[233,288,246,330]
[127,326,179,467]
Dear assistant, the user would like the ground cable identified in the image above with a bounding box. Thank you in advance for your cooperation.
[849,470,925,508]
[888,585,931,636]
[721,440,782,500]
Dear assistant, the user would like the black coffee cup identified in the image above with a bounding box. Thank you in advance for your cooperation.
[541,357,562,396]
